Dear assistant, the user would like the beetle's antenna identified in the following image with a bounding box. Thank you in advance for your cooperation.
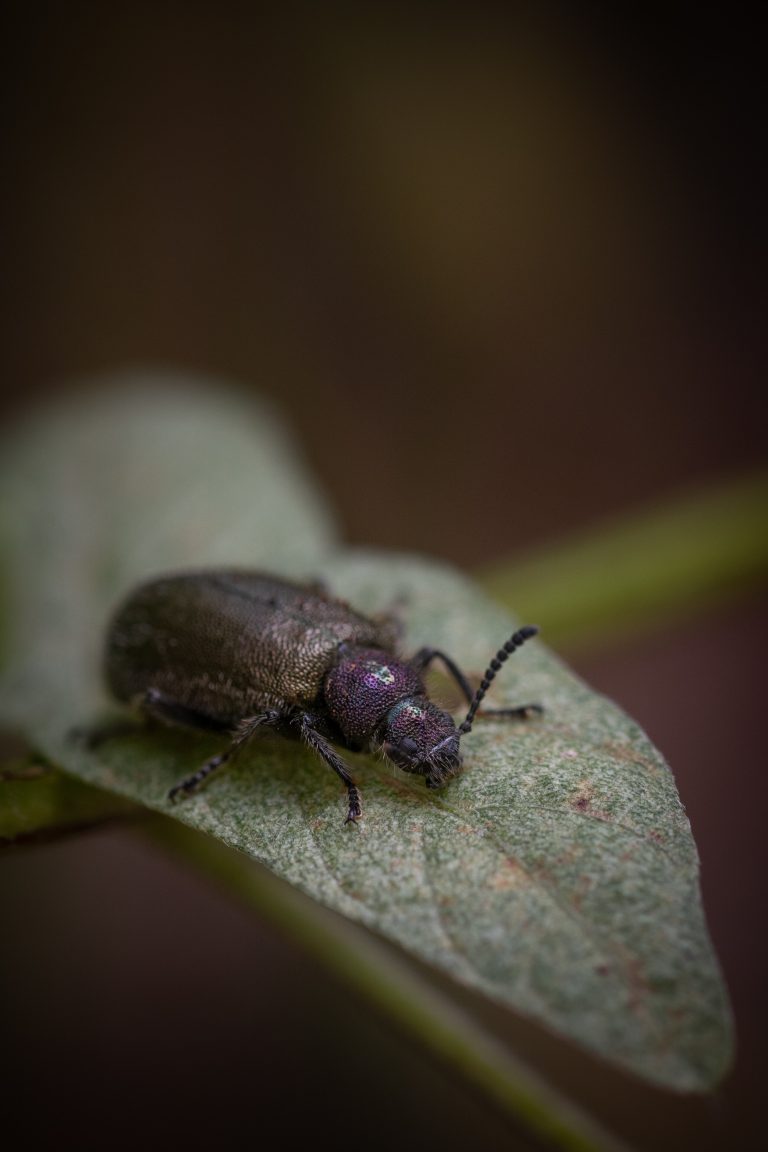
[458,626,539,737]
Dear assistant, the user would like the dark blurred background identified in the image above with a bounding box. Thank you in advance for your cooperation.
[1,4,764,1149]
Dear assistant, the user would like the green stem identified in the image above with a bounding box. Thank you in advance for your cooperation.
[479,469,768,650]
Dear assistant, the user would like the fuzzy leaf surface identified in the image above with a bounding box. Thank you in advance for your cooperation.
[0,380,732,1091]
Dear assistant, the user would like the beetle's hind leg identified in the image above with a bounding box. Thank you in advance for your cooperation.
[69,716,141,749]
[168,749,229,802]
[70,686,229,750]
[485,703,543,720]
[168,708,282,803]
[141,688,231,733]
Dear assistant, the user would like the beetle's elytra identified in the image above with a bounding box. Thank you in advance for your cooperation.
[105,570,540,822]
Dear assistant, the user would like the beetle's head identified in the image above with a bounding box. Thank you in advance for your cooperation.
[378,624,541,789]
[379,698,462,789]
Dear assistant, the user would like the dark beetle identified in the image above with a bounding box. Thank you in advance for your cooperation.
[105,570,540,822]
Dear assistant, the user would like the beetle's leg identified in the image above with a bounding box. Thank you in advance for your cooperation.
[411,647,475,703]
[168,751,229,802]
[475,702,542,719]
[410,648,542,720]
[168,709,282,803]
[71,686,231,750]
[298,714,362,824]
[141,687,231,733]
[69,717,141,749]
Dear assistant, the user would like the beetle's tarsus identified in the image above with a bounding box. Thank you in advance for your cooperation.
[299,714,365,825]
[168,778,202,803]
[168,750,228,803]
[345,787,362,824]
[165,711,282,804]
[479,702,543,721]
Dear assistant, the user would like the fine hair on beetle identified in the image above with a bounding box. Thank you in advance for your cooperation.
[102,571,541,823]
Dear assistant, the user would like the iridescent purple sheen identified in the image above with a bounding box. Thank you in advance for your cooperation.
[106,569,538,822]
[324,646,423,745]
[324,645,461,785]
[381,698,461,784]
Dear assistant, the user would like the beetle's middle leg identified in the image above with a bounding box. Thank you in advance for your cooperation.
[70,686,231,749]
[298,713,362,824]
[410,647,541,720]
[168,709,282,802]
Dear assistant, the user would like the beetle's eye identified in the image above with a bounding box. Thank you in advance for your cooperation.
[399,737,418,757]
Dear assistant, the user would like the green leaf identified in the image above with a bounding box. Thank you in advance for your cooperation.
[0,378,732,1096]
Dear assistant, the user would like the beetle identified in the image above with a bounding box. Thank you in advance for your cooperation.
[104,570,540,822]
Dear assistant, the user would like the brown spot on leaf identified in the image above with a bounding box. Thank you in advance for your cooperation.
[572,779,595,811]
[570,782,614,822]
[456,822,481,837]
[489,857,527,891]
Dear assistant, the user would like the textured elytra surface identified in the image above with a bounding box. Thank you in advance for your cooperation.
[0,376,337,727]
[106,570,395,717]
[0,379,733,1092]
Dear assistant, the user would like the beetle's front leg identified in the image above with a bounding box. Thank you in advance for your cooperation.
[410,647,475,704]
[168,709,283,802]
[411,647,542,721]
[298,713,362,824]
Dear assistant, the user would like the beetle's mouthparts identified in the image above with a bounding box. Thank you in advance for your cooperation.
[426,734,462,780]
[431,732,460,758]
